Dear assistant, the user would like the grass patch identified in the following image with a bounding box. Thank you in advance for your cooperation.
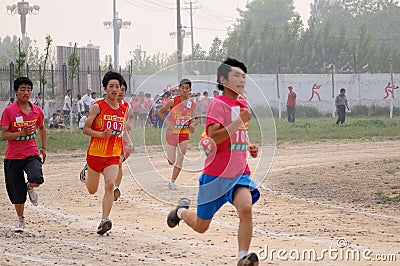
[375,191,400,204]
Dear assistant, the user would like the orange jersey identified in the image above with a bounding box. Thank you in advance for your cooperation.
[169,96,196,135]
[87,99,126,157]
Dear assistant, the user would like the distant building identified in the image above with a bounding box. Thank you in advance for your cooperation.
[57,41,100,95]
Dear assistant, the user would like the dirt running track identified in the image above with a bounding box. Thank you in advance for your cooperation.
[0,140,399,265]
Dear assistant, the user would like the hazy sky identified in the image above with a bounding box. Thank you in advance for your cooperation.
[0,0,313,64]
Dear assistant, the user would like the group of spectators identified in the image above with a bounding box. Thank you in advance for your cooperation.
[33,87,219,130]
[130,89,218,129]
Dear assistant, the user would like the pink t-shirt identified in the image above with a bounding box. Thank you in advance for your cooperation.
[203,95,251,178]
[1,101,44,159]
[200,97,212,113]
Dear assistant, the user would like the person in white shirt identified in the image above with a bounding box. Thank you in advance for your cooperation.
[81,89,92,112]
[77,94,85,122]
[90,92,97,106]
[62,89,72,124]
[78,111,89,129]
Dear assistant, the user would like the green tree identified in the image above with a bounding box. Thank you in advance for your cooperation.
[207,37,225,62]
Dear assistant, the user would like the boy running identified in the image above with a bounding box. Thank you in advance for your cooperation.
[113,79,134,201]
[158,78,199,190]
[1,77,47,233]
[82,71,126,235]
[167,58,260,266]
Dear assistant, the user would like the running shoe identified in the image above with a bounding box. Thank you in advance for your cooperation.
[27,184,38,206]
[113,187,121,201]
[168,181,178,190]
[167,198,190,228]
[97,218,112,235]
[15,218,25,233]
[237,252,259,266]
[80,164,88,183]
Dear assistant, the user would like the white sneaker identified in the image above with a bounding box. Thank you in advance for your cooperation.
[27,184,38,206]
[15,218,25,233]
[168,182,178,190]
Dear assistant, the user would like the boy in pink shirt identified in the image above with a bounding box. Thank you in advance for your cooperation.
[167,58,260,266]
[1,77,47,233]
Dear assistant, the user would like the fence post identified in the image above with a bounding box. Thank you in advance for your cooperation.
[51,64,54,98]
[26,63,30,79]
[9,62,14,99]
[39,64,42,98]
[62,63,68,96]
[98,65,102,95]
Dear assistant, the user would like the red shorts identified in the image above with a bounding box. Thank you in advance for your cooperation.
[87,154,120,173]
[166,133,189,146]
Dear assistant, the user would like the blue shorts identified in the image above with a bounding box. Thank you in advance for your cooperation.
[197,173,260,220]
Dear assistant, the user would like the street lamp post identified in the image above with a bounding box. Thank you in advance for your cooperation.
[104,0,130,72]
[6,1,40,47]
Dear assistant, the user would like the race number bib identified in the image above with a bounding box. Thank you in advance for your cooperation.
[229,128,248,151]
[172,115,191,134]
[103,115,125,136]
[14,119,37,141]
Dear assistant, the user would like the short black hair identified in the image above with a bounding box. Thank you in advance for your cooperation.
[102,71,124,88]
[217,58,247,91]
[179,78,192,88]
[122,79,128,88]
[340,88,346,93]
[14,77,33,91]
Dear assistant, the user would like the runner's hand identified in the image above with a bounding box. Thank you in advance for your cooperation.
[249,144,258,158]
[40,148,47,164]
[101,129,113,137]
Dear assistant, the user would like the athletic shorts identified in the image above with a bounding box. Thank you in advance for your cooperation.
[4,155,44,204]
[196,173,260,220]
[166,133,189,146]
[86,154,120,173]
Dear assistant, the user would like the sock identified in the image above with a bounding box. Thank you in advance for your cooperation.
[18,216,24,221]
[170,179,175,183]
[238,250,248,260]
[114,185,119,190]
[177,208,185,219]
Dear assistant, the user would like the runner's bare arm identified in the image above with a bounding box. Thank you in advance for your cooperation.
[207,108,251,145]
[157,99,173,123]
[1,125,33,141]
[83,104,112,138]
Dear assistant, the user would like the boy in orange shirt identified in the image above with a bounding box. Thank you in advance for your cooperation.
[83,71,125,235]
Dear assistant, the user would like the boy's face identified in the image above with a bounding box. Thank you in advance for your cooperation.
[220,67,246,95]
[105,79,121,100]
[179,83,191,97]
[15,83,32,103]
[118,85,126,102]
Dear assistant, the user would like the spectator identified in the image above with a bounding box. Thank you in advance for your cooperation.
[90,92,97,107]
[77,94,85,122]
[335,88,350,125]
[33,92,43,107]
[287,85,297,123]
[63,89,72,125]
[200,91,212,125]
[79,111,89,129]
[81,89,92,112]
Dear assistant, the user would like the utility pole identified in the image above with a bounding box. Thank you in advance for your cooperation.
[183,1,198,57]
[104,0,131,72]
[177,0,183,81]
[189,1,194,57]
[113,0,119,71]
